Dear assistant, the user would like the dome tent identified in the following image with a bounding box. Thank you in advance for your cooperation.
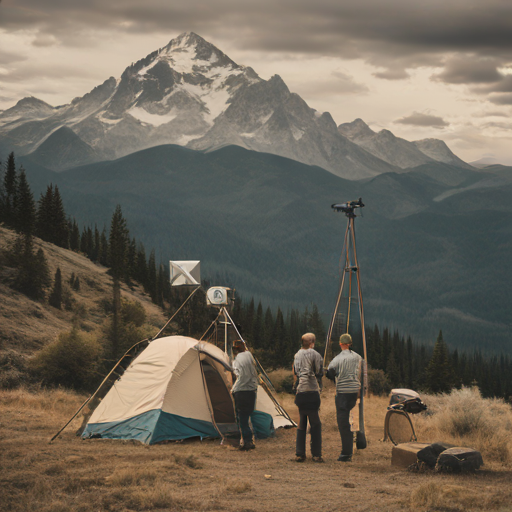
[81,335,293,444]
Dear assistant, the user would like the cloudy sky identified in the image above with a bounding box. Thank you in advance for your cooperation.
[1,0,512,164]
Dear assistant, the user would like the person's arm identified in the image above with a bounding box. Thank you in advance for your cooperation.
[292,361,298,392]
[325,359,336,381]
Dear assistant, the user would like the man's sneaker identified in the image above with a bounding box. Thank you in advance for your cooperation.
[312,456,324,463]
[295,455,306,462]
[337,454,352,462]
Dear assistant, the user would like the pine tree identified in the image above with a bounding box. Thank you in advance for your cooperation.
[51,186,69,248]
[36,185,54,242]
[147,249,157,301]
[273,307,287,367]
[126,237,137,281]
[425,331,454,393]
[14,167,36,236]
[244,298,255,344]
[135,243,148,288]
[99,228,108,266]
[69,219,80,251]
[92,225,100,262]
[156,263,167,307]
[252,301,264,349]
[263,307,274,350]
[12,235,51,300]
[49,267,63,309]
[1,152,18,227]
[306,304,325,354]
[108,205,129,357]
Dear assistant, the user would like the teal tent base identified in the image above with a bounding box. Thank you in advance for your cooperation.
[82,409,274,445]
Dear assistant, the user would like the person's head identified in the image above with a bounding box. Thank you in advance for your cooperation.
[302,332,316,349]
[339,333,353,350]
[232,340,246,355]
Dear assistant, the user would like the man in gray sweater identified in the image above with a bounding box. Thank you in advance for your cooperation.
[326,333,362,462]
[232,340,259,451]
[293,333,324,462]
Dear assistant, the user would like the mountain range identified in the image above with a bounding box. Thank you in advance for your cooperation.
[3,32,509,355]
[1,32,472,179]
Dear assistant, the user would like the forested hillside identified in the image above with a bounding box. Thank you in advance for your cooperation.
[14,144,512,353]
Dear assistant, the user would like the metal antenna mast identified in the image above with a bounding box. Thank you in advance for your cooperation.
[324,198,367,366]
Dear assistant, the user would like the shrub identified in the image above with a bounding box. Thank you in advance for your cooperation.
[0,350,29,389]
[121,299,146,327]
[267,369,295,393]
[368,368,392,396]
[29,328,103,391]
[415,386,512,464]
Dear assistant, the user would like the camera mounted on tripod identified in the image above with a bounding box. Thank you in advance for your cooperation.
[331,198,365,217]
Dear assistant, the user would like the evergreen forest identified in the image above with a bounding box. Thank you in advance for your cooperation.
[1,152,511,401]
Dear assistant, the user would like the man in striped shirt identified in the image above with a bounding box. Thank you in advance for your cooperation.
[326,333,362,462]
[293,333,324,462]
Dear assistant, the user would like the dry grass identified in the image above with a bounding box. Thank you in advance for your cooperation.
[1,386,511,512]
[415,387,512,464]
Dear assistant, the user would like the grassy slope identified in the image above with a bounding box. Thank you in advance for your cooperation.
[0,226,166,354]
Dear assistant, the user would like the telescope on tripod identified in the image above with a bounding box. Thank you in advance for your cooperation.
[325,197,367,362]
[325,197,368,449]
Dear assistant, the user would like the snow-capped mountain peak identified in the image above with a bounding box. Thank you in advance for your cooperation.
[0,33,469,177]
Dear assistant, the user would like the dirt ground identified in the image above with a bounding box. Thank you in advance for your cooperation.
[1,386,511,512]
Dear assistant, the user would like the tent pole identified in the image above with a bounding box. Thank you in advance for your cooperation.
[49,395,92,443]
[152,285,201,340]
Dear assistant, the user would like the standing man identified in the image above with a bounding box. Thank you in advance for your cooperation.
[231,340,259,451]
[326,333,362,462]
[293,332,324,462]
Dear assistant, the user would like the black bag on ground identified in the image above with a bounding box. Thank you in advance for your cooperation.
[436,447,484,473]
[417,442,454,468]
[402,397,427,415]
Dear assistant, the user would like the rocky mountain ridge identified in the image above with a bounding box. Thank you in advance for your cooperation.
[338,118,473,170]
[1,33,470,178]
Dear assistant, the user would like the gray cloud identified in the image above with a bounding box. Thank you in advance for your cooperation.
[489,93,512,105]
[0,62,98,83]
[432,56,503,84]
[32,34,58,47]
[331,70,369,94]
[395,112,449,128]
[3,0,512,74]
[0,50,27,65]
[373,69,409,80]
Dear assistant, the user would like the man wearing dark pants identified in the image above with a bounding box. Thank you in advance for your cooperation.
[326,333,362,462]
[293,333,324,462]
[231,340,259,451]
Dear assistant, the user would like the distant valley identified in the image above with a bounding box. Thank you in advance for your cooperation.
[18,144,512,354]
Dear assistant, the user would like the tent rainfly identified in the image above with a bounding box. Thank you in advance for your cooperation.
[82,336,293,444]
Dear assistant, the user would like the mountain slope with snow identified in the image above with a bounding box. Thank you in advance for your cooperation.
[0,33,398,179]
[1,33,469,178]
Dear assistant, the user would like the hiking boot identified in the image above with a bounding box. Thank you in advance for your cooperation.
[312,456,324,463]
[239,441,255,451]
[295,455,306,462]
[337,454,352,462]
